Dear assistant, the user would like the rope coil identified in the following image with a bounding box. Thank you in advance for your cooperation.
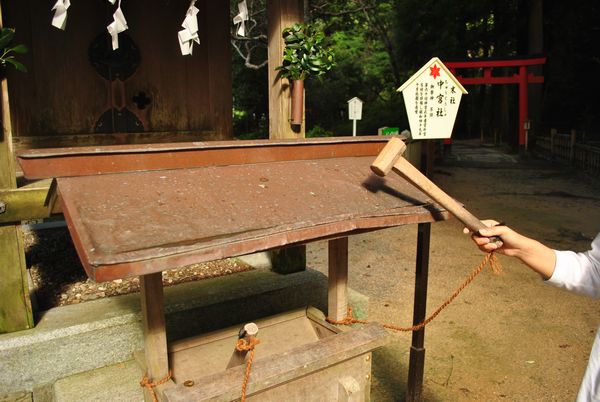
[236,336,260,402]
[327,252,501,332]
[139,370,172,402]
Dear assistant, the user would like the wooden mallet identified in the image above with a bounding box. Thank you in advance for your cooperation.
[371,136,495,237]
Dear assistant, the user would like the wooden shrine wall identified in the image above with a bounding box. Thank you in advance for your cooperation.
[1,0,232,147]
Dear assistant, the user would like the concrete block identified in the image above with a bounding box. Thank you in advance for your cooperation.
[0,392,31,402]
[237,252,272,270]
[0,294,142,395]
[53,360,143,402]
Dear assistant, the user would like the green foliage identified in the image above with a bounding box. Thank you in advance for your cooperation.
[0,28,27,73]
[306,124,334,138]
[275,23,335,81]
[305,4,404,136]
[231,0,600,141]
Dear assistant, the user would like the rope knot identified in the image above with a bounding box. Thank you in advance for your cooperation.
[326,306,367,326]
[236,335,260,352]
[139,370,172,402]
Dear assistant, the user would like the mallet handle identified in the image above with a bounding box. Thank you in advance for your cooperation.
[392,158,487,233]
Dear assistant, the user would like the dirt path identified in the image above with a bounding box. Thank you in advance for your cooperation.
[307,143,600,401]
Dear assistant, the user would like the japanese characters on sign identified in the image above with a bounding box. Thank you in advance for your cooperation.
[398,57,467,140]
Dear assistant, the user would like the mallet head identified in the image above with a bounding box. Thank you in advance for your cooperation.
[370,136,407,177]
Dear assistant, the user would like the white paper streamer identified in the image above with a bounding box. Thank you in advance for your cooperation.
[233,0,248,37]
[107,0,128,50]
[51,0,71,30]
[178,1,200,56]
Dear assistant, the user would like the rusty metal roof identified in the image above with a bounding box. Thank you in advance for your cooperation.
[56,155,448,282]
[18,136,392,179]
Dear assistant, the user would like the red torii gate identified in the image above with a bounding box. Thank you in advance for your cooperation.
[446,56,546,149]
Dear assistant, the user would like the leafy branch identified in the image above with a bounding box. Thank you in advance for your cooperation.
[275,23,335,81]
[0,28,27,73]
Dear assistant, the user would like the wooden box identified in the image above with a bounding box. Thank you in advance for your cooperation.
[139,307,389,401]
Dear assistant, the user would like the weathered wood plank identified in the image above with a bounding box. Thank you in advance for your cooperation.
[163,323,389,401]
[0,6,34,332]
[12,131,219,151]
[0,187,52,223]
[206,1,233,139]
[328,237,349,322]
[140,273,170,401]
[169,315,320,382]
[0,225,33,333]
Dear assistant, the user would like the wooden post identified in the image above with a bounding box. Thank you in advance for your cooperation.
[406,145,432,402]
[140,273,170,401]
[267,0,306,274]
[206,1,233,140]
[550,128,556,159]
[570,129,577,163]
[267,0,304,138]
[518,65,529,150]
[406,222,431,402]
[328,237,348,321]
[0,7,34,333]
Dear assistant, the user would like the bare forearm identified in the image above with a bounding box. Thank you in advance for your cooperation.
[469,222,557,280]
[511,237,556,280]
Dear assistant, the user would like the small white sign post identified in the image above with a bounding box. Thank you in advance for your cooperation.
[347,97,363,137]
[398,57,467,140]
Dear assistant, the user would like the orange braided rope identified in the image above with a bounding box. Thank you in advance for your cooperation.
[327,252,501,332]
[139,370,172,402]
[236,336,260,402]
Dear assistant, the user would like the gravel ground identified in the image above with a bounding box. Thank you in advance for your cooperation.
[24,227,253,311]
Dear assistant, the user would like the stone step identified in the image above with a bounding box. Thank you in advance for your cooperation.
[1,265,369,398]
[0,268,327,394]
[53,360,143,402]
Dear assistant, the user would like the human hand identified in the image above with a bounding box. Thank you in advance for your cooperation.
[464,220,557,279]
[463,220,527,257]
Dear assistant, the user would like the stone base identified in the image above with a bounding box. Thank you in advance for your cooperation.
[0,267,368,397]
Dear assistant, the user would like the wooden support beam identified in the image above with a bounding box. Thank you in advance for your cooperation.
[267,0,306,273]
[0,187,52,224]
[328,237,348,322]
[140,273,170,401]
[0,225,33,333]
[267,0,304,138]
[406,223,431,402]
[0,7,34,332]
[407,146,432,402]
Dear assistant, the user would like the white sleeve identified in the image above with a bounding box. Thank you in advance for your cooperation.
[546,234,600,299]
